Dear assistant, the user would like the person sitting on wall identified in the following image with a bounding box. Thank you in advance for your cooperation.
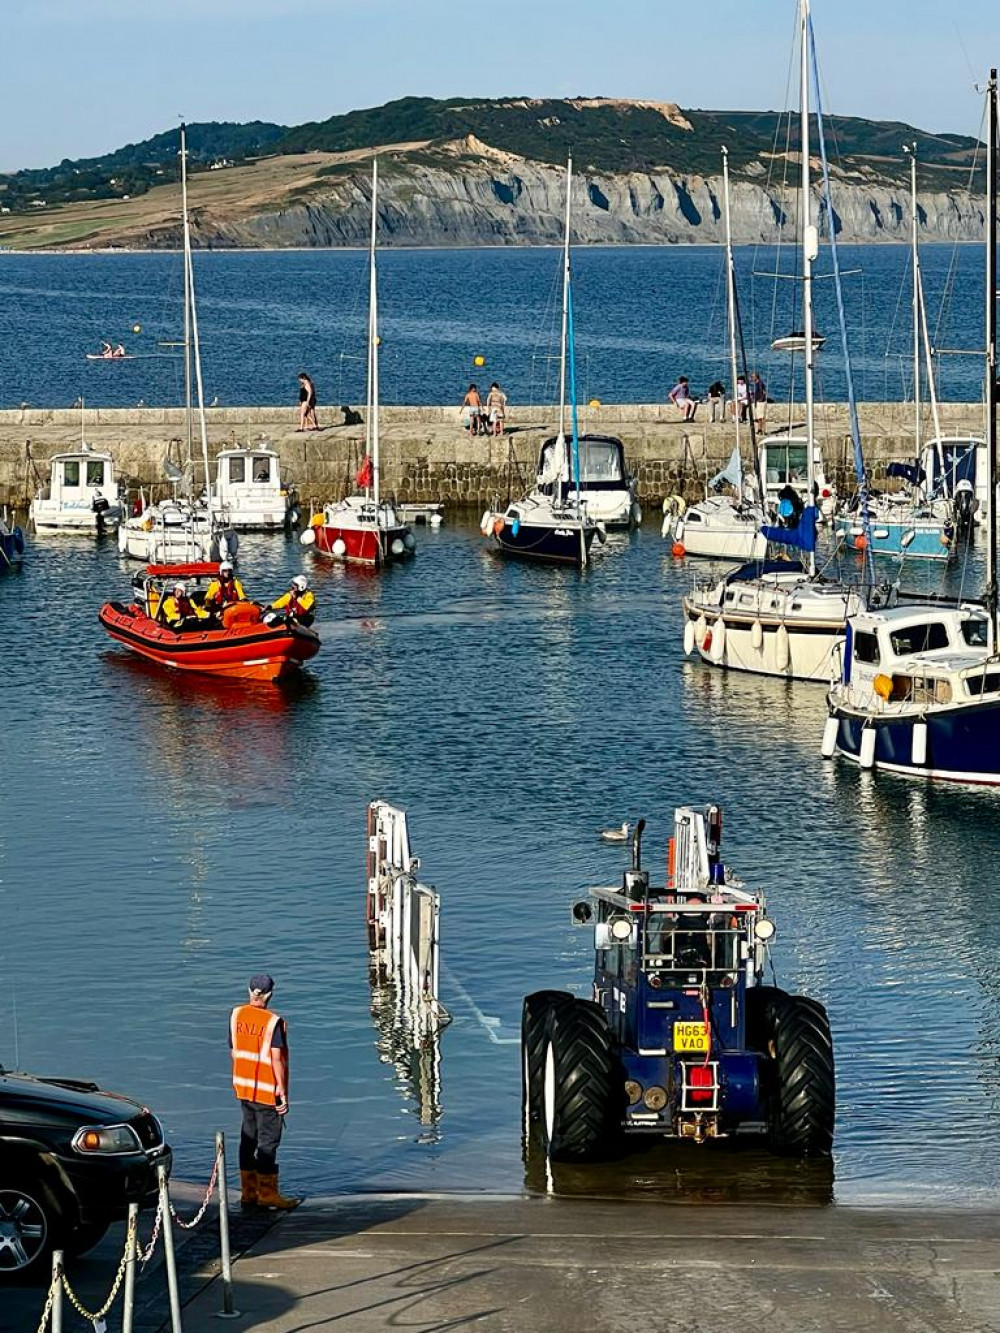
[668,376,698,422]
[161,581,210,631]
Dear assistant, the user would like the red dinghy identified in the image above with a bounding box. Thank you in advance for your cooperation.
[98,563,320,683]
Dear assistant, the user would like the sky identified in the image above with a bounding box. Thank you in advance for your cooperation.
[5,0,999,170]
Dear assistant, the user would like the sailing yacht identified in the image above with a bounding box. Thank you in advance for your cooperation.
[823,70,1000,783]
[118,124,233,564]
[482,157,598,567]
[834,145,955,563]
[303,158,414,567]
[682,0,892,682]
[667,147,766,561]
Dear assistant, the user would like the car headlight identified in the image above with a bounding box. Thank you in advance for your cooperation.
[72,1123,142,1154]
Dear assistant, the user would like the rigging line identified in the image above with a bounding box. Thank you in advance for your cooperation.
[809,11,875,586]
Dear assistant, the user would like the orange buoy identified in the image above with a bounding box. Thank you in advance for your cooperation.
[853,534,867,550]
[493,518,505,537]
[703,629,713,652]
[671,541,686,557]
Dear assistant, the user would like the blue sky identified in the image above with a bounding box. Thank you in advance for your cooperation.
[6,0,998,169]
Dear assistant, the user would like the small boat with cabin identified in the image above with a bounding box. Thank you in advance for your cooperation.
[536,433,638,530]
[99,562,320,683]
[213,444,296,531]
[30,445,124,534]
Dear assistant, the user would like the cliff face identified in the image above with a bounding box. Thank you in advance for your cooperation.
[179,144,984,249]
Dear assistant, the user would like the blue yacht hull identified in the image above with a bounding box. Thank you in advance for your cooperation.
[493,520,595,567]
[0,525,24,571]
[832,699,1000,785]
[834,516,953,562]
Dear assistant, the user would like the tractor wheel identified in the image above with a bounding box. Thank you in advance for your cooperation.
[521,991,574,1130]
[541,998,621,1162]
[750,989,835,1157]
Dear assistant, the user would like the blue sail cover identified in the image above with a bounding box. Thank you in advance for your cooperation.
[886,461,926,487]
[761,505,818,552]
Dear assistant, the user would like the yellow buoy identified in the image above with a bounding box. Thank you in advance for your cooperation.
[588,398,601,408]
[473,354,485,367]
[132,323,142,335]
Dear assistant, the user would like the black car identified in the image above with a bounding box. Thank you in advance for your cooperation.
[0,1065,171,1282]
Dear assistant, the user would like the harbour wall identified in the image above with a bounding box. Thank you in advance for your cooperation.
[0,402,987,512]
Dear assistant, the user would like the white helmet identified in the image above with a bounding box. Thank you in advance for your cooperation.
[292,574,308,592]
[219,560,235,575]
[173,581,187,594]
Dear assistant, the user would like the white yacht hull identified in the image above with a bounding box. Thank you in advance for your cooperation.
[679,525,767,560]
[683,603,843,682]
[31,503,124,534]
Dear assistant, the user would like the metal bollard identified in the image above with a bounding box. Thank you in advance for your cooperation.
[158,1163,184,1333]
[122,1202,139,1333]
[50,1250,64,1333]
[215,1130,240,1319]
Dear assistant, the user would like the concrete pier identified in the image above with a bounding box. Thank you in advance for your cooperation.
[0,401,987,512]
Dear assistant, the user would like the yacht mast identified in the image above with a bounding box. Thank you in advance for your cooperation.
[987,70,998,650]
[722,147,741,482]
[368,156,380,508]
[180,124,212,518]
[800,0,818,577]
[556,155,572,503]
[179,125,193,474]
[907,144,946,482]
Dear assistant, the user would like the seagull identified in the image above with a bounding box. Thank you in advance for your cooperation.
[599,822,630,842]
[210,396,219,407]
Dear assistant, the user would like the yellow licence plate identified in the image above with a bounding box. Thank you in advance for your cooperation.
[673,1021,709,1053]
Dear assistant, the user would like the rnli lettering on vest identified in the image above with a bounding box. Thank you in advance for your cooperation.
[231,1004,281,1105]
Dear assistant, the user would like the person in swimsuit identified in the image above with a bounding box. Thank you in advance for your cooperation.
[462,384,484,435]
[485,382,508,436]
[297,372,319,431]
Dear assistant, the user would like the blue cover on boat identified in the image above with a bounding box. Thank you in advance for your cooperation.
[760,505,818,553]
[724,559,806,584]
[887,461,925,486]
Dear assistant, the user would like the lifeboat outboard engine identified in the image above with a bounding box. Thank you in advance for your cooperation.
[954,479,977,539]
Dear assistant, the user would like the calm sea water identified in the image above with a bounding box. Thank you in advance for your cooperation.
[0,244,989,412]
[2,524,1000,1206]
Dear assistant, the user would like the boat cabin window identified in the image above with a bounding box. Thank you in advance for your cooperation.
[578,440,623,483]
[63,460,80,487]
[86,460,105,487]
[854,631,880,665]
[962,618,989,648]
[252,455,272,484]
[966,673,1000,697]
[890,675,953,705]
[687,510,703,523]
[889,622,949,656]
[764,444,808,487]
[724,590,735,603]
[228,457,246,485]
[643,910,740,979]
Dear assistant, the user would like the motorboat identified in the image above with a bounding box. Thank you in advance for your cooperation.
[99,562,320,683]
[672,493,767,561]
[483,155,599,567]
[118,498,236,563]
[536,433,639,530]
[758,433,835,519]
[0,509,24,570]
[823,69,1000,784]
[303,157,414,569]
[213,444,297,531]
[30,446,124,534]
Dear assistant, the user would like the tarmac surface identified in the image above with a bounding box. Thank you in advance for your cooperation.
[8,1191,1000,1332]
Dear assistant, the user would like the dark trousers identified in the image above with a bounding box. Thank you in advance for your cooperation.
[239,1100,283,1173]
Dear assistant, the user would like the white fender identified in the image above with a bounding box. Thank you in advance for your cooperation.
[775,623,790,672]
[683,620,696,656]
[661,513,673,540]
[430,513,444,528]
[821,715,839,759]
[631,501,643,527]
[674,519,685,542]
[751,619,764,651]
[480,509,492,535]
[710,618,726,662]
[859,727,877,770]
[403,531,417,551]
[333,537,347,557]
[391,538,405,556]
[118,524,128,553]
[695,614,708,648]
[299,527,316,546]
[912,720,928,767]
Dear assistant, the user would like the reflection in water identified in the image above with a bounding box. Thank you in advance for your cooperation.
[369,983,444,1142]
[524,1135,834,1207]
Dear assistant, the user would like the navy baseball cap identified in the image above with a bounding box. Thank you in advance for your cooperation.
[248,974,274,995]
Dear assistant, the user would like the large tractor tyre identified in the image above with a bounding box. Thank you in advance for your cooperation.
[752,990,835,1157]
[541,999,622,1162]
[521,991,574,1130]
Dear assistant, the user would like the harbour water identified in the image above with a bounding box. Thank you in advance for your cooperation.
[2,522,1000,1205]
[0,243,987,412]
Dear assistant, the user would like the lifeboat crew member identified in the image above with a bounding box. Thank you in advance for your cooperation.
[203,561,247,621]
[230,973,300,1211]
[265,574,315,627]
[161,581,209,631]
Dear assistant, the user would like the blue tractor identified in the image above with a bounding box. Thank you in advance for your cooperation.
[522,806,835,1160]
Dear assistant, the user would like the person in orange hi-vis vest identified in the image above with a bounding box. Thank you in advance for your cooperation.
[230,973,300,1210]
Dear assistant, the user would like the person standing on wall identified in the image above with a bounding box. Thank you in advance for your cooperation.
[230,973,300,1210]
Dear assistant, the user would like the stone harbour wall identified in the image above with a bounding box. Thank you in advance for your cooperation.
[0,401,988,513]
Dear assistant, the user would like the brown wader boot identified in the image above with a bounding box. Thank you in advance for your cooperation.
[239,1170,258,1208]
[256,1171,301,1210]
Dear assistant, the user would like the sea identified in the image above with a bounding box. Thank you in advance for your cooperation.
[2,511,1000,1206]
[0,242,989,412]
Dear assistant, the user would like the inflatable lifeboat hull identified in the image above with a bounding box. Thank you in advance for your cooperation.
[98,602,320,682]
